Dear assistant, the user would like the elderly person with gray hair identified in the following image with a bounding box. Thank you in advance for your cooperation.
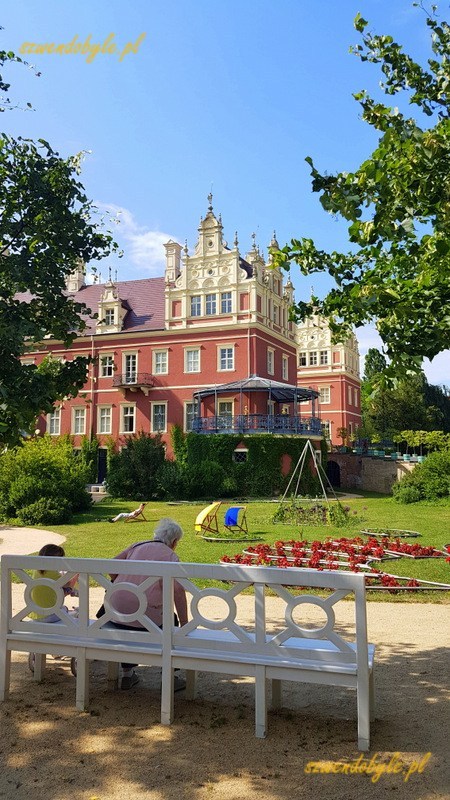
[109,518,188,690]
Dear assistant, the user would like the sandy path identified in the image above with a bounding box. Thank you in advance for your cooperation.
[1,581,449,800]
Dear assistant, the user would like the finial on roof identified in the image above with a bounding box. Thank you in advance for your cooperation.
[234,231,239,248]
[251,231,257,250]
[108,266,112,282]
[184,239,189,255]
[114,269,118,282]
[218,212,222,225]
[270,229,279,249]
[207,191,213,212]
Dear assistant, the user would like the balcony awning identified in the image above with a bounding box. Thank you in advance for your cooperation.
[193,375,319,403]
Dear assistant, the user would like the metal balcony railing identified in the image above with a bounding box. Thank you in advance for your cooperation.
[112,373,154,389]
[191,414,323,436]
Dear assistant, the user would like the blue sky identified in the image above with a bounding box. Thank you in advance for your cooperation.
[2,0,449,385]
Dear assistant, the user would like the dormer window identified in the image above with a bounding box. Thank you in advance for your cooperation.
[97,281,127,333]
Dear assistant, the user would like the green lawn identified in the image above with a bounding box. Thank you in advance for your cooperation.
[28,494,450,602]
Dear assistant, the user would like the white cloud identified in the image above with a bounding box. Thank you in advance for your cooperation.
[97,203,176,275]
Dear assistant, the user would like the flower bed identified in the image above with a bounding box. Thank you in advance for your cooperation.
[220,536,450,592]
[360,528,421,538]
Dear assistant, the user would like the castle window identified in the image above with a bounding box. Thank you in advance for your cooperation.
[320,350,329,365]
[124,353,137,384]
[299,352,307,367]
[219,347,234,371]
[121,405,135,434]
[319,386,330,404]
[72,407,86,435]
[98,406,112,434]
[190,295,201,317]
[153,350,168,375]
[100,355,114,377]
[104,308,115,325]
[184,402,197,432]
[267,348,274,375]
[221,292,232,314]
[282,354,289,381]
[151,402,167,433]
[309,351,318,366]
[48,408,60,435]
[206,294,217,315]
[185,348,200,373]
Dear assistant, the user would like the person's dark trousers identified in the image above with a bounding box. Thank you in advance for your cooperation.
[110,616,179,670]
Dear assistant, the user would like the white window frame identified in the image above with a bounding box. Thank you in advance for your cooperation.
[72,406,86,435]
[48,408,61,436]
[322,420,331,440]
[282,354,289,381]
[205,293,217,315]
[98,405,112,435]
[320,350,329,365]
[348,385,353,404]
[299,352,307,367]
[309,351,318,366]
[267,348,274,375]
[184,401,197,432]
[190,295,201,317]
[319,386,331,404]
[100,354,114,378]
[354,388,358,406]
[123,352,138,384]
[120,404,136,434]
[153,349,168,375]
[185,347,200,373]
[151,401,167,433]
[104,308,115,325]
[221,291,232,314]
[218,346,234,371]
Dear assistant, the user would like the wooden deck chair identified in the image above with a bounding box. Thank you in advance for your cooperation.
[224,505,248,535]
[194,501,221,536]
[125,502,147,522]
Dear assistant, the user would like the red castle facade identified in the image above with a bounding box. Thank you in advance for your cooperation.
[23,200,361,476]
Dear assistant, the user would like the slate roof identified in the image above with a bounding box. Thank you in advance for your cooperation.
[16,277,166,336]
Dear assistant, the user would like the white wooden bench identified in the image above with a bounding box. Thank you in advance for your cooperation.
[0,555,375,750]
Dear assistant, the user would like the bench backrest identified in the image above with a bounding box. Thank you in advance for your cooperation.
[1,556,368,668]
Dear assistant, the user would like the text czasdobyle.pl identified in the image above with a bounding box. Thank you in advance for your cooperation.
[19,33,146,63]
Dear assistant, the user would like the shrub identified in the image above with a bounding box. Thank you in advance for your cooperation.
[20,497,73,525]
[106,432,165,499]
[0,436,91,523]
[393,449,450,503]
[183,461,226,500]
[392,485,422,504]
[156,460,186,500]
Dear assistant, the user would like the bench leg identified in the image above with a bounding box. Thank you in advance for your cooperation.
[34,653,46,681]
[161,664,174,726]
[107,661,120,689]
[185,669,197,700]
[255,665,267,738]
[369,670,375,723]
[357,681,370,752]
[0,650,11,701]
[76,651,89,711]
[271,679,282,709]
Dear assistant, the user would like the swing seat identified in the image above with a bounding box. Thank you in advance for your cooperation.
[224,506,248,535]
